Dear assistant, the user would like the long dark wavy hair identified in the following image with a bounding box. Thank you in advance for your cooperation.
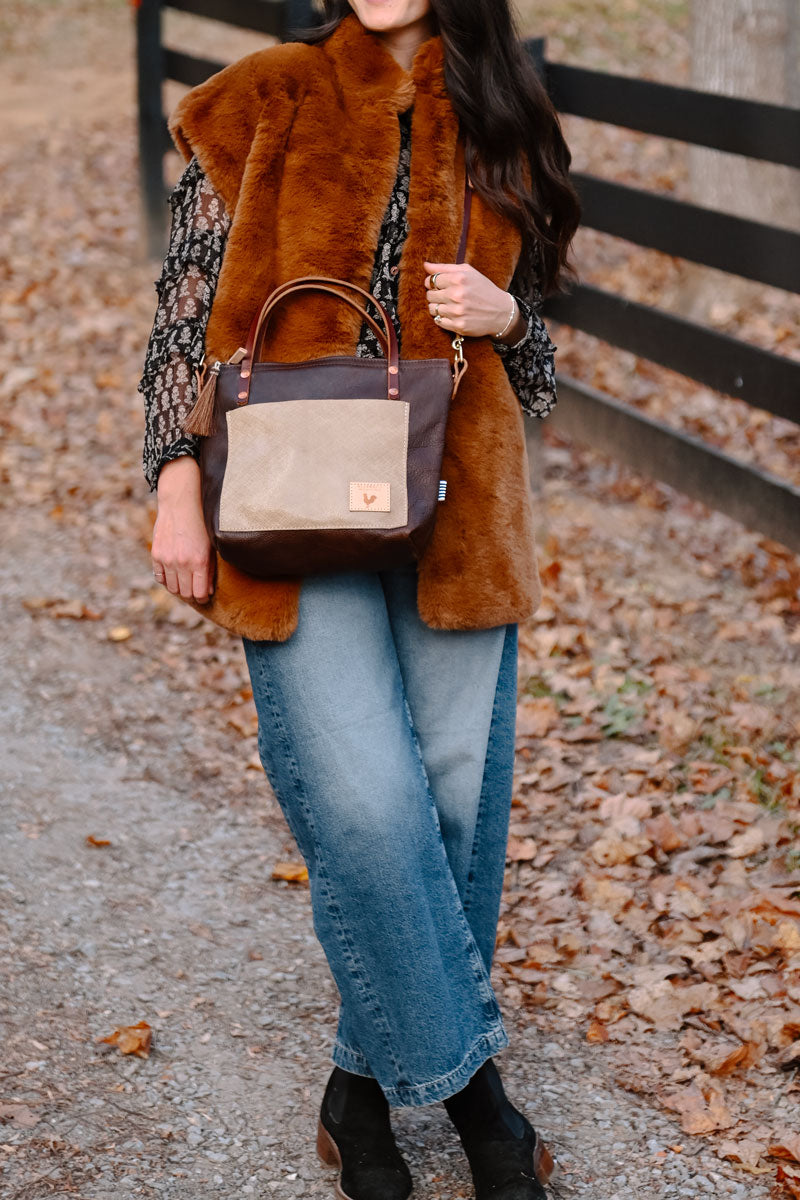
[299,1,581,297]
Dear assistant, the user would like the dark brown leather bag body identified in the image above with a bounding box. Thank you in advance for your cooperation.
[202,348,457,579]
[188,275,467,580]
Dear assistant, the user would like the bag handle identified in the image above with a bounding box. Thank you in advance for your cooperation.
[237,278,399,407]
[250,278,392,361]
[235,169,473,407]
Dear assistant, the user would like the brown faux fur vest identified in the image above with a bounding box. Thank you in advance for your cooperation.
[167,13,542,640]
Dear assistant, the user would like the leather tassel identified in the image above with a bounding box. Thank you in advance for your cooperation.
[182,365,219,437]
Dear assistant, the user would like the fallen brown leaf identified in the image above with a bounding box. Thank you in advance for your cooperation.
[0,1103,39,1129]
[775,1165,800,1199]
[97,1020,152,1058]
[516,697,559,739]
[717,1138,767,1169]
[769,1134,800,1166]
[726,827,766,858]
[23,596,104,620]
[706,1040,763,1075]
[777,1040,800,1070]
[271,861,309,883]
[506,836,538,862]
[590,833,652,866]
[660,1081,735,1134]
[628,981,720,1031]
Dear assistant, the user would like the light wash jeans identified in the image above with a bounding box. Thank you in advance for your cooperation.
[242,566,517,1107]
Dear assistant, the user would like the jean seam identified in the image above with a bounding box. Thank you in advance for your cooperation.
[396,689,500,1012]
[332,1036,372,1072]
[461,623,513,919]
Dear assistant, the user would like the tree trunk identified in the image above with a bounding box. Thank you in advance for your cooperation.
[676,0,799,321]
[690,0,799,228]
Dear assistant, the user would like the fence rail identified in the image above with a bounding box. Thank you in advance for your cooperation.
[569,174,800,292]
[544,61,800,168]
[135,2,800,552]
[549,376,800,554]
[166,0,288,34]
[544,285,798,423]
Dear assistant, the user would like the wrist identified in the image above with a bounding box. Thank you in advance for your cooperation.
[496,305,529,348]
[492,293,517,341]
[157,455,201,502]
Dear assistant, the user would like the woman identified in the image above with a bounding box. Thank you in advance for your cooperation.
[138,1,580,1197]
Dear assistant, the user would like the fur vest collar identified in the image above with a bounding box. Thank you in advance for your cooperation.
[168,14,542,640]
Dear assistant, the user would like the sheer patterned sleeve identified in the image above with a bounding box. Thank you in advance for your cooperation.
[138,157,231,491]
[492,239,558,419]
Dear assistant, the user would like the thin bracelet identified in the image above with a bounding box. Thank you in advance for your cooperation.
[493,294,517,340]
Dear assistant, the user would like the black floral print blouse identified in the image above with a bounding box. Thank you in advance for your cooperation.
[139,108,558,491]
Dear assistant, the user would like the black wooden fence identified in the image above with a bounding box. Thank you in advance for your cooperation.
[535,49,800,553]
[135,0,800,552]
[135,0,318,254]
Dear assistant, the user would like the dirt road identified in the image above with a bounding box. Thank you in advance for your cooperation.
[1,2,795,1197]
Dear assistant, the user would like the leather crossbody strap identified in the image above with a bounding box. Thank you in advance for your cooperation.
[456,172,473,265]
[238,169,474,406]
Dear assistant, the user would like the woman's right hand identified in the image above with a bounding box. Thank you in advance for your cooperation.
[151,457,215,603]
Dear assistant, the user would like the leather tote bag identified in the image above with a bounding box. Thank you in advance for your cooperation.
[183,183,472,580]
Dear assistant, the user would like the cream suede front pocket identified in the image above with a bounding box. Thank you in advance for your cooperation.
[218,397,409,533]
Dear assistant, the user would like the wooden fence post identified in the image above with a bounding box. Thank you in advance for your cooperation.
[135,0,168,259]
[527,35,547,80]
[285,0,317,35]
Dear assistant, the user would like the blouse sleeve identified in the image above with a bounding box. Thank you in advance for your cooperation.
[138,157,231,491]
[492,240,558,419]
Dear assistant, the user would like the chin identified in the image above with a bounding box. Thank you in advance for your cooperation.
[350,0,431,33]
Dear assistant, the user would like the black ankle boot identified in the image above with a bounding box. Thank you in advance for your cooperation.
[317,1066,413,1200]
[443,1059,555,1199]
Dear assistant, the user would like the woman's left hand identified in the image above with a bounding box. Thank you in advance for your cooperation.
[423,260,515,339]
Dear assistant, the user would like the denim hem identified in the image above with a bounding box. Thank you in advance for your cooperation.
[332,1037,373,1077]
[378,1023,510,1109]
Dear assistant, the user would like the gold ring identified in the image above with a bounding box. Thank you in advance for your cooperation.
[435,303,441,316]
[432,272,442,289]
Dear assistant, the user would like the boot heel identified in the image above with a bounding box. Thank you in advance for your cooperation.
[316,1118,341,1168]
[533,1132,559,1185]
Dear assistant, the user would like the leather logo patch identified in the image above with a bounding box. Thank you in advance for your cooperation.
[349,482,391,512]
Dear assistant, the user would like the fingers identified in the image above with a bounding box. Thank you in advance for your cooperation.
[424,262,466,293]
[152,557,214,603]
[430,312,463,334]
[163,566,179,596]
[427,297,456,321]
[192,567,212,605]
[176,566,195,601]
[424,262,470,335]
[152,498,215,605]
[426,282,465,317]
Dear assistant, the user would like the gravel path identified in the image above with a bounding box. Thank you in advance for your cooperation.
[0,524,767,1199]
